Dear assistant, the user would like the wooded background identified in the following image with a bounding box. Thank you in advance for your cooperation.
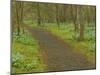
[12,0,96,41]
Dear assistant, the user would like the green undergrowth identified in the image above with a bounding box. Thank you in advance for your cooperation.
[12,29,47,73]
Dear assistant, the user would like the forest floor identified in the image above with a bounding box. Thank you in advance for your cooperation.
[26,26,96,72]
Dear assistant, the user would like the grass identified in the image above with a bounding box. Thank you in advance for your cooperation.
[29,22,96,64]
[12,29,47,74]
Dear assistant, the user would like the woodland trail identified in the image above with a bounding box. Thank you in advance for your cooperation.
[27,27,95,72]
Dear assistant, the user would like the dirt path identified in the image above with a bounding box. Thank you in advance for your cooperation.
[27,27,95,72]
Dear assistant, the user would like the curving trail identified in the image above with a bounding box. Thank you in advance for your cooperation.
[27,27,95,72]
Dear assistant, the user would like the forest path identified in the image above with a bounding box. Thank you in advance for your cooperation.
[27,27,95,72]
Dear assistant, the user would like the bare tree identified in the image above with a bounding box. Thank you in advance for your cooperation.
[37,2,41,26]
[55,4,60,27]
[78,6,85,41]
[15,1,20,36]
[15,1,24,36]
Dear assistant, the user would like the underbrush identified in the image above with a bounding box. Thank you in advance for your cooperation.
[12,29,47,73]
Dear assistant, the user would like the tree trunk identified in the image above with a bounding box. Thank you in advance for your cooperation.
[78,6,85,41]
[71,5,79,32]
[37,2,41,26]
[15,1,24,36]
[63,4,66,22]
[55,4,60,27]
[15,1,20,36]
[20,2,24,34]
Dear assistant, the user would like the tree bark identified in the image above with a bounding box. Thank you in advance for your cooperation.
[15,1,20,36]
[78,6,85,41]
[37,2,41,26]
[55,4,60,27]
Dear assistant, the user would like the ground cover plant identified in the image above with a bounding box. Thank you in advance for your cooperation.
[12,29,46,73]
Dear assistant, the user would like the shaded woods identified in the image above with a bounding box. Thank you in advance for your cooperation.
[12,0,96,74]
[12,1,96,41]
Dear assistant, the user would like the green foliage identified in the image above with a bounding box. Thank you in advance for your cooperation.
[12,52,24,67]
[13,31,36,46]
[23,20,38,27]
[12,30,47,73]
[85,26,95,41]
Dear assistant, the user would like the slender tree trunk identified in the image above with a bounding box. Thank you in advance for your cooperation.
[63,4,66,22]
[32,3,35,24]
[20,2,24,24]
[71,5,79,39]
[15,1,20,36]
[15,1,24,36]
[20,2,24,34]
[87,6,90,26]
[37,2,41,26]
[55,4,60,27]
[71,5,79,32]
[76,5,80,32]
[78,6,85,41]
